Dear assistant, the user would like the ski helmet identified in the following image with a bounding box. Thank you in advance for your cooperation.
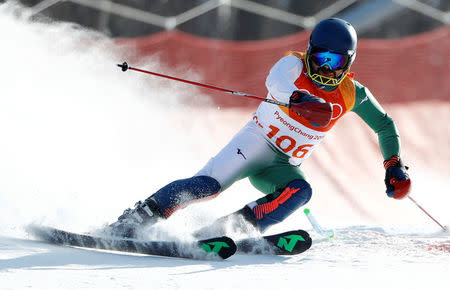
[305,18,357,88]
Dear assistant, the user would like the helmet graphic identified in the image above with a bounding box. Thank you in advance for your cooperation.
[305,18,357,88]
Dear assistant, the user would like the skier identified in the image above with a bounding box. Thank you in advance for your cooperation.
[108,18,411,238]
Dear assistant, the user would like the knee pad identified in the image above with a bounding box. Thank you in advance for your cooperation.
[247,179,312,232]
[152,175,221,217]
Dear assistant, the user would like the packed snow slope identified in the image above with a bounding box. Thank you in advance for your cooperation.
[0,3,449,290]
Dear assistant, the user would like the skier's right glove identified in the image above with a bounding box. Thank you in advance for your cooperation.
[384,155,411,199]
[289,90,332,127]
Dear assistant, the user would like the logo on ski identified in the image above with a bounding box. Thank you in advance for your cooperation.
[237,148,247,160]
[202,241,230,254]
[276,234,305,252]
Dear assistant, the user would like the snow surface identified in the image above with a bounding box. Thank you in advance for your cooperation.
[0,2,449,290]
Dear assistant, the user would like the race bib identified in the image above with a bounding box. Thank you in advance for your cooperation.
[254,103,327,166]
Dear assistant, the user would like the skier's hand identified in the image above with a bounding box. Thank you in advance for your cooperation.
[289,91,332,127]
[384,155,411,199]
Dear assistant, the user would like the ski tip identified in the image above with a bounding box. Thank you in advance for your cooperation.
[272,229,312,255]
[199,236,237,260]
[303,208,310,215]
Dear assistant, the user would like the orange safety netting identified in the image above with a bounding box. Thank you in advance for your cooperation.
[119,26,449,107]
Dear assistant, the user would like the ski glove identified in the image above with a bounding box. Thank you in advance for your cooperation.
[384,155,411,199]
[289,90,332,127]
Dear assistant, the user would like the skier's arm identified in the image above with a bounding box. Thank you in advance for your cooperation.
[265,55,302,103]
[351,81,400,160]
[352,80,410,199]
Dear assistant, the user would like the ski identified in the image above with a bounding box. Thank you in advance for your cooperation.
[237,229,312,255]
[28,225,236,260]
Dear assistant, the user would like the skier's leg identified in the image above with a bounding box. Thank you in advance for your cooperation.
[150,120,277,218]
[195,163,311,237]
[246,179,312,232]
[108,121,276,237]
[244,164,312,232]
[246,162,311,231]
[105,176,220,237]
[149,175,221,218]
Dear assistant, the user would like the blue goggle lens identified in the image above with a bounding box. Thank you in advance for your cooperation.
[311,51,349,70]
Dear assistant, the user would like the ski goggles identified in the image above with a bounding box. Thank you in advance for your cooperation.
[310,50,350,71]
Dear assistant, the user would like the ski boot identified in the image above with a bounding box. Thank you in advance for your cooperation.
[106,198,164,238]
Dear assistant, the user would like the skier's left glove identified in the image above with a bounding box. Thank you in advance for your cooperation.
[384,155,411,199]
[289,91,332,127]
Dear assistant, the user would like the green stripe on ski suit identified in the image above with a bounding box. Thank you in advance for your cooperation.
[248,80,400,195]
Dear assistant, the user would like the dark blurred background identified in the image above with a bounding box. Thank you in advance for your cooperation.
[12,0,450,39]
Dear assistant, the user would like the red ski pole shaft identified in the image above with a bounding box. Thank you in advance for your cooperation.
[117,62,289,107]
[407,196,447,231]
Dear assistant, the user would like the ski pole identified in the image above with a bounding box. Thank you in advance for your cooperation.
[117,62,290,107]
[407,196,447,231]
[303,208,335,238]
